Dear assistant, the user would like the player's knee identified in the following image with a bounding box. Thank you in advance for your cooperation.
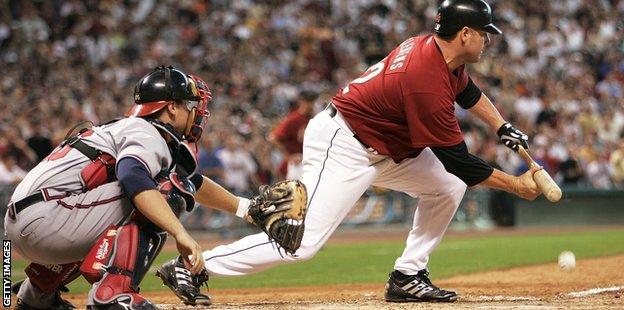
[285,242,321,262]
[451,178,467,195]
[443,177,467,205]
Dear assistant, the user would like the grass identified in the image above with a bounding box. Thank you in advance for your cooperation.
[9,228,624,293]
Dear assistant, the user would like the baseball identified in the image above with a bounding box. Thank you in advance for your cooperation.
[558,251,576,271]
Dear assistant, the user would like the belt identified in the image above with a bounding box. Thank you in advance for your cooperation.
[325,103,377,153]
[8,192,45,218]
[325,102,339,117]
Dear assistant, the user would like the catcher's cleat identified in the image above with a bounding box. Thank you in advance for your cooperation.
[87,279,158,310]
[156,256,211,306]
[87,273,159,310]
[385,269,458,303]
[12,280,76,310]
[86,294,158,310]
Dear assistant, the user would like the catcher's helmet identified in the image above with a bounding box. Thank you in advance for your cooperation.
[434,0,502,36]
[127,66,201,117]
[127,65,212,141]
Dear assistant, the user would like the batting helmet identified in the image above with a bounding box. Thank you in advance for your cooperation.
[434,0,502,36]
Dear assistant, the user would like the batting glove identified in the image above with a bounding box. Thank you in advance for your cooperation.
[497,123,529,152]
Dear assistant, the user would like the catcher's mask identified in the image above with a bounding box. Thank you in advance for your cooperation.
[183,75,211,142]
[126,65,212,142]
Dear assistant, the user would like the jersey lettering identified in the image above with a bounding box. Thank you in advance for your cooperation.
[46,145,72,161]
[389,38,415,73]
[343,61,385,94]
[46,130,95,161]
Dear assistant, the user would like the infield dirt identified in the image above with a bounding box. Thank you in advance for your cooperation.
[54,227,624,309]
[55,253,624,309]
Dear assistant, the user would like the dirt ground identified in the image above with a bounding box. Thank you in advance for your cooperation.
[54,227,623,309]
[56,253,623,309]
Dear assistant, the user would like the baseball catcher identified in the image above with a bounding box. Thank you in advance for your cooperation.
[6,66,216,309]
[157,179,308,305]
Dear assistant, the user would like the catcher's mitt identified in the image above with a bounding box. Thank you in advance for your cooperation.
[247,180,308,254]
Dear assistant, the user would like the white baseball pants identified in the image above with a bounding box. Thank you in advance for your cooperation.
[5,182,133,264]
[203,109,466,276]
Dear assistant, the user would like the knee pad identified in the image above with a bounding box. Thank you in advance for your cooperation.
[23,262,81,294]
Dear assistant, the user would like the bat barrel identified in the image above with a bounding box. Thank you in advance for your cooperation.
[518,147,562,202]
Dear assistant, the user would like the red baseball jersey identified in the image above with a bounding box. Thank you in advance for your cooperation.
[271,110,310,155]
[332,34,470,162]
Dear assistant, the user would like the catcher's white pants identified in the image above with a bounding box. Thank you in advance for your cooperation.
[203,109,466,276]
[5,182,132,265]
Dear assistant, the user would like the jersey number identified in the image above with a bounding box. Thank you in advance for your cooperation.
[343,61,385,94]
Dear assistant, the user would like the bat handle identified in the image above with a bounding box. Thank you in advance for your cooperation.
[517,146,537,167]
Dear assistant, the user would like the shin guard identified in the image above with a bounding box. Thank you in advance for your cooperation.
[85,222,166,309]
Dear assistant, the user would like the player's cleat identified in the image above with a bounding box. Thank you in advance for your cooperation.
[156,256,211,306]
[87,274,159,310]
[86,293,158,310]
[12,280,76,310]
[385,269,458,302]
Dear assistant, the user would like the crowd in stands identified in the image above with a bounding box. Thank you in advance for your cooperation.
[1,0,623,195]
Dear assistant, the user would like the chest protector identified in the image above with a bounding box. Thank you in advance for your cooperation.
[63,119,198,194]
[57,128,118,191]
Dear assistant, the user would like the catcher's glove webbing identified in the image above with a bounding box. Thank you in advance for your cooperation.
[247,180,308,255]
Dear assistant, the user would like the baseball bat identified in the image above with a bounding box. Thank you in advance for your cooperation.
[517,146,562,202]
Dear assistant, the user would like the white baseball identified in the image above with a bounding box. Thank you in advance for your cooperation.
[558,251,576,271]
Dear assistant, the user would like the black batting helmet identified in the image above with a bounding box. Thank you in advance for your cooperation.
[434,0,502,36]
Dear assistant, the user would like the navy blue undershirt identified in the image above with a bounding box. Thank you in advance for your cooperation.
[116,157,157,197]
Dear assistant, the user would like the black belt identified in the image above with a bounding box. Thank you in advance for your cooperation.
[324,103,375,151]
[325,102,338,117]
[8,192,45,219]
[7,131,109,218]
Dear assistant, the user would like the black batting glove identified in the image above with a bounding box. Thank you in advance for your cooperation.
[497,123,529,152]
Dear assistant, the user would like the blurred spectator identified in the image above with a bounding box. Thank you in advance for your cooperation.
[558,146,585,186]
[482,142,516,226]
[215,134,257,196]
[0,0,622,195]
[26,123,53,162]
[0,154,26,185]
[197,136,224,184]
[610,140,624,188]
[268,90,317,180]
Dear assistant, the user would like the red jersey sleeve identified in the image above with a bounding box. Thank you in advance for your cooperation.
[455,66,470,94]
[404,92,463,148]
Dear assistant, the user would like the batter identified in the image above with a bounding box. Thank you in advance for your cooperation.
[163,0,542,304]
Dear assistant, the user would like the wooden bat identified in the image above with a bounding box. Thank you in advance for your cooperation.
[517,146,562,202]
